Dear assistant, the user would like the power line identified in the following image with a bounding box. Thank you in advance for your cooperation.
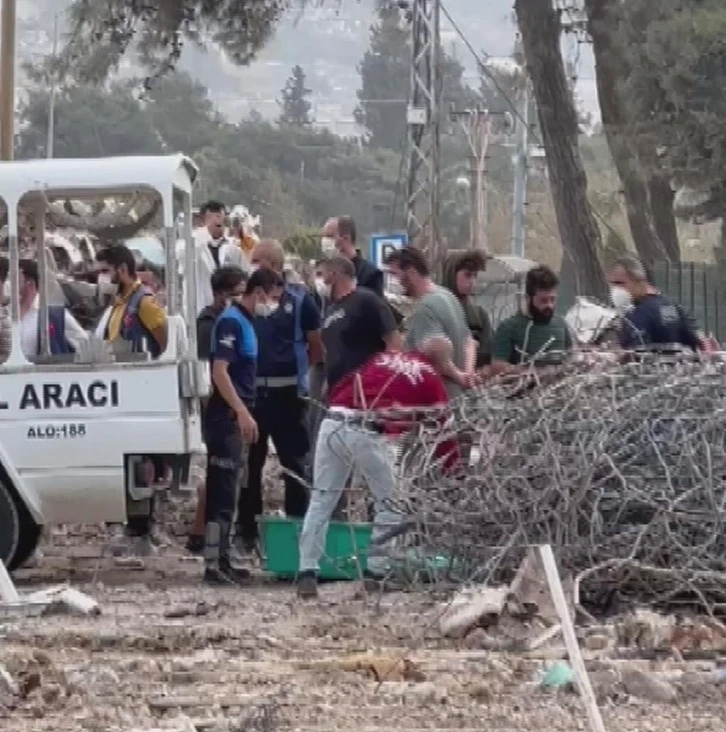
[439,0,629,249]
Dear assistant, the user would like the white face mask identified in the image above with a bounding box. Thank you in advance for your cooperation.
[255,301,279,317]
[321,236,337,255]
[315,277,330,298]
[610,285,633,312]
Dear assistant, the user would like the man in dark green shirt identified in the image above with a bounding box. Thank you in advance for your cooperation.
[491,265,573,373]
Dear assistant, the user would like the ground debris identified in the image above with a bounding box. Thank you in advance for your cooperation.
[297,652,426,683]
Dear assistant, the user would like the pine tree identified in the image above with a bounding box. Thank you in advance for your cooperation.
[278,65,314,128]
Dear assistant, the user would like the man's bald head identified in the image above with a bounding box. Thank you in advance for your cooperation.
[322,216,357,259]
[251,238,285,274]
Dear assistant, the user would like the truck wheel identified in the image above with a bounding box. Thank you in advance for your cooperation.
[0,480,20,570]
[12,507,41,570]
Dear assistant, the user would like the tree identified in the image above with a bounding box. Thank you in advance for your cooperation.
[16,82,162,160]
[55,0,293,84]
[355,3,478,150]
[278,65,313,128]
[585,0,680,265]
[618,0,726,244]
[515,0,607,300]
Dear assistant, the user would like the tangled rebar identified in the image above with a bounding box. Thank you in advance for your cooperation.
[388,353,726,614]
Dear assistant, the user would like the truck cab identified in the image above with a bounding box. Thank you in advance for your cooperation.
[0,154,207,569]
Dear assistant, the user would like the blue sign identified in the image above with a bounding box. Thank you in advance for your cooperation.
[370,233,408,269]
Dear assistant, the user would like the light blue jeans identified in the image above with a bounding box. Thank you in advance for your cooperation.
[298,415,401,575]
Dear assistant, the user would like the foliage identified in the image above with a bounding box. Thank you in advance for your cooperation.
[56,0,296,85]
[16,71,401,246]
[278,65,314,128]
[354,3,479,151]
[619,0,726,217]
[16,82,161,159]
[283,228,324,261]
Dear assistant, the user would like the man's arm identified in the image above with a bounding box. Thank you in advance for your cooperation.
[367,267,385,298]
[365,292,400,351]
[196,316,216,361]
[63,309,89,350]
[212,359,248,415]
[138,296,169,354]
[211,318,257,438]
[300,292,324,364]
[463,336,477,374]
[489,319,515,375]
[408,307,465,383]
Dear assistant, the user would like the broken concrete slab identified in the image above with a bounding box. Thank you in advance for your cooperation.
[439,586,508,638]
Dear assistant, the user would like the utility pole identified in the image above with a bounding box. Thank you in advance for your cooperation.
[46,13,59,159]
[0,0,17,161]
[511,83,531,258]
[404,0,441,269]
[451,108,493,252]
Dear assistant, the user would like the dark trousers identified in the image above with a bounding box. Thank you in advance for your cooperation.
[204,420,244,568]
[237,386,309,542]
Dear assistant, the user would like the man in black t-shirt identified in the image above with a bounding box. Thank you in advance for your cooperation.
[320,256,401,397]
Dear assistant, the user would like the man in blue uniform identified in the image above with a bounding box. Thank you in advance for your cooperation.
[608,256,700,351]
[204,267,283,585]
[236,239,323,554]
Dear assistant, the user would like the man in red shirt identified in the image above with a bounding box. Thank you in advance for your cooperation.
[297,344,456,599]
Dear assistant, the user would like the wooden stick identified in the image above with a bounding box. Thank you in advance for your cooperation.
[538,544,606,732]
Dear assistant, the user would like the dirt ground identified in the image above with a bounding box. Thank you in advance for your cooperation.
[1,490,725,732]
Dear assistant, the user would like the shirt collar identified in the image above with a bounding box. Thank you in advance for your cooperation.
[115,279,142,306]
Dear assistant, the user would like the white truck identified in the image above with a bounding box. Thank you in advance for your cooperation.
[0,154,207,569]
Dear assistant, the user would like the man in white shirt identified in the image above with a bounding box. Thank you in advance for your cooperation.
[178,200,247,314]
[17,259,87,358]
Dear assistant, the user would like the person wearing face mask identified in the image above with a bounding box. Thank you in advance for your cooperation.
[490,265,573,374]
[608,256,701,352]
[203,267,281,585]
[234,239,323,557]
[182,266,248,554]
[321,216,384,298]
[93,245,168,358]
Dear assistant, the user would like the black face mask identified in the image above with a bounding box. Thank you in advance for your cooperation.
[529,303,554,324]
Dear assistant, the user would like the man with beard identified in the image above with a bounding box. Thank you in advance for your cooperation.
[490,265,573,373]
[384,247,474,398]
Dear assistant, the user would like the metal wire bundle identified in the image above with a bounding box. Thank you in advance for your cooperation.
[387,354,726,612]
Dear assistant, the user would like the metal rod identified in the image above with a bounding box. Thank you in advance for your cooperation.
[0,0,17,161]
[35,199,50,356]
[511,83,530,257]
[46,13,59,159]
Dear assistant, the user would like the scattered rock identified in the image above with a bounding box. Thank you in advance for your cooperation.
[584,633,611,652]
[0,665,18,696]
[621,668,678,703]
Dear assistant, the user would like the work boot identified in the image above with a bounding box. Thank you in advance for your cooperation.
[297,570,319,599]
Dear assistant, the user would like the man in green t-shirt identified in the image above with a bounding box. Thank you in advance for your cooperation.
[491,265,573,374]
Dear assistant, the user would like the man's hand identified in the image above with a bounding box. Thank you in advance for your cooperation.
[453,369,476,390]
[236,408,259,444]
